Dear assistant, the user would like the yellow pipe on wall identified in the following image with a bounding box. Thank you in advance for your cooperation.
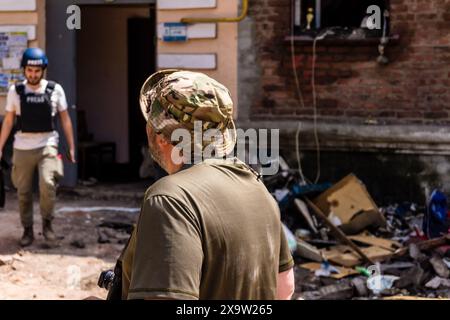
[180,0,248,23]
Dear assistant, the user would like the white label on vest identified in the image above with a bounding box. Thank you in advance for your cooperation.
[26,96,46,103]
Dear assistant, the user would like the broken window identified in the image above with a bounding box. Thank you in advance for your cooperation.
[292,0,389,38]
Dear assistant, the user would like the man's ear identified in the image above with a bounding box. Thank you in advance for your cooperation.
[155,133,171,147]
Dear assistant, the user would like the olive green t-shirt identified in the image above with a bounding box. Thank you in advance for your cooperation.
[120,159,294,300]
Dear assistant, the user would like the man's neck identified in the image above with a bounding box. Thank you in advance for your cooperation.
[25,79,44,91]
[165,162,184,175]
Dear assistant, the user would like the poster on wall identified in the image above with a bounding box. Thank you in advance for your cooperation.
[0,32,28,95]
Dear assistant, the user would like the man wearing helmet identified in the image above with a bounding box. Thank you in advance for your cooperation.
[0,48,75,247]
[110,70,294,300]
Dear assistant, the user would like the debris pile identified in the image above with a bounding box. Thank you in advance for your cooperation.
[264,158,450,300]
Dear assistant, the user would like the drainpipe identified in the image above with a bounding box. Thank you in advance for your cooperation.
[180,0,248,23]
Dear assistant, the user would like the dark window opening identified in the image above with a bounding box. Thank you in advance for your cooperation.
[292,0,389,38]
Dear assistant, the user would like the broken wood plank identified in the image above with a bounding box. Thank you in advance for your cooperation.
[305,198,375,264]
[348,234,402,252]
[321,245,393,268]
[299,262,358,279]
[394,234,450,257]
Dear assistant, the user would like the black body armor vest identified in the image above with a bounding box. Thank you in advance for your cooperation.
[16,81,56,133]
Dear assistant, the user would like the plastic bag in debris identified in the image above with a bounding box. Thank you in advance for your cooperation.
[367,275,400,295]
[282,222,297,254]
[423,189,448,238]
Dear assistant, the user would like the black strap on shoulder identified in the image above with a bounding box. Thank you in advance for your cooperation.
[45,81,57,95]
[15,83,25,96]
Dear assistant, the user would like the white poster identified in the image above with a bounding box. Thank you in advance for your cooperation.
[158,0,216,10]
[0,0,36,11]
[0,32,28,95]
[158,54,216,69]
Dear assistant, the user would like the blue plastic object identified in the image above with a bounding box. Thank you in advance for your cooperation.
[423,189,448,238]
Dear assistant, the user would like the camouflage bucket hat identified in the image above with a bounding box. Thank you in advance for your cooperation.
[139,69,237,157]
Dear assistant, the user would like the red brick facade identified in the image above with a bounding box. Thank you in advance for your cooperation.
[249,0,450,124]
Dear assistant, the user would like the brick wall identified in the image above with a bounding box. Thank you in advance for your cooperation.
[248,0,450,124]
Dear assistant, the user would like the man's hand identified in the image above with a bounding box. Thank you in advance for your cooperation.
[59,110,76,163]
[68,148,76,163]
[0,111,16,160]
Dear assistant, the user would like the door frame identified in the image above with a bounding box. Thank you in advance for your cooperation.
[45,0,156,186]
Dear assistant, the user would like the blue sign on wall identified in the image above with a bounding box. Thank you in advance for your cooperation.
[162,22,188,42]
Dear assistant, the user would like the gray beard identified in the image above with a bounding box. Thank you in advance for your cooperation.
[149,145,168,173]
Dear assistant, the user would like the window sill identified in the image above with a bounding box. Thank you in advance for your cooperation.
[285,34,400,46]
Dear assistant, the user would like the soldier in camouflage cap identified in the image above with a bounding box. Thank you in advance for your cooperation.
[101,70,295,301]
[139,69,237,158]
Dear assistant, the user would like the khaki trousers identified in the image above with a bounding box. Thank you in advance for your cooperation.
[12,146,64,228]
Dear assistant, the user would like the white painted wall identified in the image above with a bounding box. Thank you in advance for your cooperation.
[77,6,149,164]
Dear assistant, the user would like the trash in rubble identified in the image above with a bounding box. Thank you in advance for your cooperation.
[443,258,450,269]
[306,239,339,247]
[395,235,450,257]
[313,260,340,277]
[299,262,357,279]
[295,228,312,240]
[382,202,424,242]
[355,266,371,277]
[264,166,450,299]
[339,210,386,236]
[300,282,354,300]
[328,212,342,227]
[423,189,448,239]
[313,174,386,235]
[435,245,450,257]
[273,189,289,202]
[319,228,329,241]
[321,244,393,268]
[394,265,425,289]
[408,243,427,261]
[425,277,450,289]
[293,199,319,234]
[367,274,400,295]
[296,238,323,262]
[429,255,450,278]
[351,277,370,297]
[380,262,415,273]
[282,223,297,254]
[349,234,402,252]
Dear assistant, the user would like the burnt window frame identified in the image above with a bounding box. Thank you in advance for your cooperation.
[291,0,391,39]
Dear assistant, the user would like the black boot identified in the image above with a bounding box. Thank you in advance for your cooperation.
[20,226,34,247]
[43,219,56,242]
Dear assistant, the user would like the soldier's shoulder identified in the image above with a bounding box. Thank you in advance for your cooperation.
[143,165,207,200]
[143,173,185,200]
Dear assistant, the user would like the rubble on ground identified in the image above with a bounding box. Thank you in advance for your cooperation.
[264,159,450,300]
